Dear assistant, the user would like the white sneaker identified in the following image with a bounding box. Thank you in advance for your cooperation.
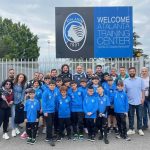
[84,128,88,134]
[138,129,144,136]
[15,128,20,135]
[3,133,10,140]
[42,127,46,134]
[12,129,16,137]
[127,129,135,135]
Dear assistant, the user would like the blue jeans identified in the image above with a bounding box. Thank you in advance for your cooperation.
[11,104,16,129]
[128,104,143,130]
[143,97,150,127]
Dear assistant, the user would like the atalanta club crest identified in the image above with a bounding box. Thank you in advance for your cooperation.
[63,13,87,51]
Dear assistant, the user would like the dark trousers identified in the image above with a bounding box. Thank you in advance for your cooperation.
[128,104,143,130]
[59,118,71,137]
[97,116,108,138]
[54,112,59,133]
[71,112,84,135]
[45,113,54,139]
[86,118,95,137]
[116,113,127,138]
[26,122,38,139]
[0,108,10,133]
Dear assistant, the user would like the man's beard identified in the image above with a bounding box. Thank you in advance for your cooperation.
[129,74,135,78]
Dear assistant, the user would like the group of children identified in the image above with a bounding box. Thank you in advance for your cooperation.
[24,74,130,146]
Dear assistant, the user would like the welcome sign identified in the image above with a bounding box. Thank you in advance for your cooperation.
[55,7,133,58]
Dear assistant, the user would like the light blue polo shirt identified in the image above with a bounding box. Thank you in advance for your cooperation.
[124,77,145,105]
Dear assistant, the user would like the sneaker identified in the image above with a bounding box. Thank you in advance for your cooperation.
[30,139,36,145]
[27,138,32,144]
[2,133,10,140]
[104,138,109,144]
[45,138,50,142]
[67,135,71,140]
[42,127,46,134]
[107,127,111,134]
[116,135,121,139]
[49,140,55,146]
[57,136,62,142]
[87,136,91,141]
[138,129,144,136]
[20,132,28,140]
[36,130,39,137]
[142,126,148,130]
[98,135,103,140]
[90,136,95,142]
[113,127,118,134]
[15,128,20,135]
[127,129,135,135]
[124,137,131,141]
[73,134,78,141]
[12,129,16,137]
[79,134,84,140]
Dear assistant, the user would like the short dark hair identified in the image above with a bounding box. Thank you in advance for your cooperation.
[56,77,62,82]
[49,80,56,85]
[87,85,94,90]
[70,80,77,85]
[51,69,57,73]
[63,78,71,83]
[128,67,136,71]
[117,81,124,86]
[92,76,99,80]
[44,75,51,80]
[27,88,35,94]
[80,78,87,83]
[96,65,102,69]
[60,86,67,92]
[120,66,125,69]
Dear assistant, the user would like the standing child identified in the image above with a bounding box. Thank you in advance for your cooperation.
[24,89,40,145]
[83,86,98,142]
[92,76,100,97]
[56,86,71,141]
[42,80,57,146]
[70,81,84,140]
[114,81,131,141]
[97,86,110,144]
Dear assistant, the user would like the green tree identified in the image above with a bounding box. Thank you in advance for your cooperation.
[0,17,40,60]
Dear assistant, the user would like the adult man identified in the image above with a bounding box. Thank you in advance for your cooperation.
[73,65,86,87]
[95,65,104,84]
[50,69,57,81]
[124,67,145,136]
[110,68,118,81]
[115,66,129,84]
[141,67,150,130]
[86,68,93,86]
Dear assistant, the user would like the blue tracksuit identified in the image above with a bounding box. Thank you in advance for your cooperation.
[70,88,84,112]
[113,90,129,113]
[41,84,49,92]
[102,82,117,105]
[97,94,110,118]
[83,94,98,118]
[73,72,87,87]
[24,99,40,122]
[34,87,42,103]
[42,89,57,113]
[56,95,71,118]
[78,86,87,99]
[92,84,99,97]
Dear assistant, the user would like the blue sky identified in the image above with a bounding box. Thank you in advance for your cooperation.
[0,0,149,59]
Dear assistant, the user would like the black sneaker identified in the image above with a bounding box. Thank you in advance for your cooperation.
[57,136,62,142]
[98,135,103,140]
[113,127,118,134]
[73,134,78,141]
[30,139,36,145]
[107,127,111,134]
[27,138,32,144]
[49,140,55,146]
[104,138,109,144]
[142,126,148,130]
[67,135,71,140]
[90,136,95,142]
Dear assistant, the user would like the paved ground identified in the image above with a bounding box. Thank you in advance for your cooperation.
[0,125,150,150]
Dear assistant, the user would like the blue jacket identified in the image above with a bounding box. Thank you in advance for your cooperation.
[56,95,71,118]
[97,94,110,117]
[41,84,49,92]
[102,82,116,105]
[34,87,42,103]
[78,86,87,99]
[83,94,98,118]
[113,90,129,113]
[24,99,40,122]
[70,88,84,112]
[92,84,99,97]
[73,72,87,87]
[42,89,57,113]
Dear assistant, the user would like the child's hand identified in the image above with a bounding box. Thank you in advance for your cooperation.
[44,113,48,117]
[24,119,27,123]
[87,112,92,116]
[36,119,39,122]
[40,109,43,114]
[124,113,128,116]
[99,113,102,117]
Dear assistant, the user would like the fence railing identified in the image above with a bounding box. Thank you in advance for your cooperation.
[0,57,147,82]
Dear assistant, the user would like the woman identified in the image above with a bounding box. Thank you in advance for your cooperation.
[0,80,14,140]
[11,73,27,137]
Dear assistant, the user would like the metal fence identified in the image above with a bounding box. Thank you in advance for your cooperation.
[0,57,148,82]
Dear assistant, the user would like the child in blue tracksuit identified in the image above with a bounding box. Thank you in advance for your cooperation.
[114,81,130,141]
[42,80,57,146]
[92,76,100,97]
[103,77,118,133]
[70,80,84,140]
[56,86,71,141]
[24,88,40,144]
[83,86,98,142]
[97,86,110,144]
[41,75,51,92]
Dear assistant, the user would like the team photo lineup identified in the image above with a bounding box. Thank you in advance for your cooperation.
[0,64,149,146]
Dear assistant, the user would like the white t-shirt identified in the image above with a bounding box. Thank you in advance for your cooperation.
[142,76,149,96]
